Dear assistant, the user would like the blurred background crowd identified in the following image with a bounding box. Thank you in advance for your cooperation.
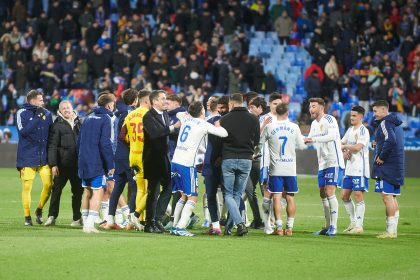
[0,0,419,143]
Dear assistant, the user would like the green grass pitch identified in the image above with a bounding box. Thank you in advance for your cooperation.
[0,168,419,279]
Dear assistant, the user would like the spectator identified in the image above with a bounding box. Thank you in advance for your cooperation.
[32,39,49,64]
[270,0,286,23]
[275,11,293,45]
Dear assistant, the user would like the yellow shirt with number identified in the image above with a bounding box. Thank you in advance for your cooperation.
[123,106,149,169]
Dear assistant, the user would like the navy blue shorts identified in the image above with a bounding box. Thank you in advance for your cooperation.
[82,175,107,190]
[375,179,401,195]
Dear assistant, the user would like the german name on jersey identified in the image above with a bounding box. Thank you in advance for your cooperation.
[308,114,345,170]
[172,112,228,167]
[341,125,370,177]
[123,106,149,167]
[260,119,306,176]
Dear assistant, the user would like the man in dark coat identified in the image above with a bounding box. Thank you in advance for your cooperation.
[143,90,180,233]
[45,100,83,227]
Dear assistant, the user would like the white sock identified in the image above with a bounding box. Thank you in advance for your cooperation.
[343,199,356,224]
[203,193,210,222]
[322,198,330,228]
[355,201,365,228]
[166,203,172,217]
[121,205,130,217]
[100,201,109,221]
[87,210,99,228]
[107,215,115,225]
[212,221,220,230]
[386,216,396,234]
[115,209,123,225]
[242,202,248,224]
[262,198,271,227]
[328,195,338,228]
[173,199,186,228]
[82,209,89,225]
[275,219,283,230]
[286,217,295,229]
[395,210,400,234]
[217,189,225,218]
[177,201,196,229]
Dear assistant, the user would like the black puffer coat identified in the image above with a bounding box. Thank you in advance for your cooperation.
[48,113,80,168]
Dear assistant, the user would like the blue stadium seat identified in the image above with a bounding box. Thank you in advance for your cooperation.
[266,32,278,40]
[254,31,265,39]
[286,45,299,53]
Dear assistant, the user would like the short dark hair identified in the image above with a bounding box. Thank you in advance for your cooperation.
[269,92,282,103]
[229,93,243,104]
[188,101,203,118]
[122,88,138,105]
[209,96,219,111]
[26,89,43,102]
[351,105,365,115]
[218,95,229,106]
[97,90,112,98]
[249,96,267,111]
[275,103,289,115]
[245,91,259,105]
[138,89,151,101]
[372,100,389,109]
[167,94,182,104]
[308,97,325,107]
[149,90,166,105]
[97,93,116,107]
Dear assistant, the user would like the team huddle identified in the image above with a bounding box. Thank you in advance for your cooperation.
[16,88,404,238]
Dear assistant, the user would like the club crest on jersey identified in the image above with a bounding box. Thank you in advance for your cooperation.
[320,124,324,131]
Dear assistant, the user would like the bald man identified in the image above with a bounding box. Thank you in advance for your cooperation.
[44,100,83,227]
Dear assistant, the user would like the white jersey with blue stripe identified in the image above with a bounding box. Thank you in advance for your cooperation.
[260,119,306,176]
[308,114,345,170]
[259,113,275,169]
[172,112,228,167]
[341,124,370,177]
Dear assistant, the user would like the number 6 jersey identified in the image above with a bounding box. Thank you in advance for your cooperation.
[172,112,228,167]
[260,119,306,176]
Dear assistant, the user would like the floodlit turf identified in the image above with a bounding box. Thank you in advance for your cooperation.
[0,168,419,279]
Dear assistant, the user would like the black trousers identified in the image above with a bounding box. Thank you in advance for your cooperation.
[244,160,262,222]
[48,166,83,221]
[145,177,171,223]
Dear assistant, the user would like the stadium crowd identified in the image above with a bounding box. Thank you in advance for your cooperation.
[0,0,419,130]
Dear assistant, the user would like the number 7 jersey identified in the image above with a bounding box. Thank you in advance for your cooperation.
[172,112,228,167]
[260,119,306,176]
[122,106,149,168]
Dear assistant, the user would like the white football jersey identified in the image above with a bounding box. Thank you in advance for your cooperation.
[308,114,345,170]
[260,119,306,176]
[259,113,275,169]
[341,125,370,177]
[172,112,228,167]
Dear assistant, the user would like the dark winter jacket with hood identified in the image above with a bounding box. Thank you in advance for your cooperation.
[372,113,405,186]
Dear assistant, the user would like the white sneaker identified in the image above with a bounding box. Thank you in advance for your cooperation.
[348,227,364,234]
[377,231,397,239]
[70,219,83,227]
[130,213,143,231]
[343,222,356,233]
[83,227,100,234]
[44,216,55,226]
[264,226,274,235]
